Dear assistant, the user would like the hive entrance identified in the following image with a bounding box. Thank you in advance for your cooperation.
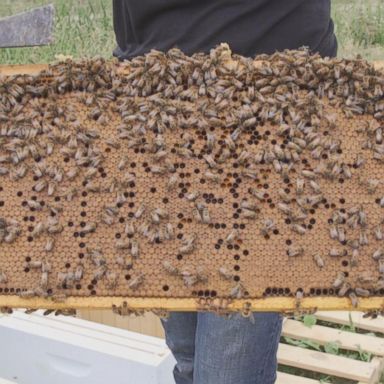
[0,45,384,308]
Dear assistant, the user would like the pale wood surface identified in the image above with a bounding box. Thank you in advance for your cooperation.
[1,295,384,312]
[1,62,384,312]
[277,343,376,382]
[78,309,164,338]
[282,318,384,356]
[275,372,320,384]
[316,311,384,334]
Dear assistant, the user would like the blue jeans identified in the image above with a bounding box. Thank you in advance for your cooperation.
[161,312,282,384]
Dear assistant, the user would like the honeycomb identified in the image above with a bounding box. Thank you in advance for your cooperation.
[0,44,384,310]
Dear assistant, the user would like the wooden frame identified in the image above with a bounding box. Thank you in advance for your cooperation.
[1,62,384,312]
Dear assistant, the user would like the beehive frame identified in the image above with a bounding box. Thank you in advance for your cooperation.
[0,50,384,312]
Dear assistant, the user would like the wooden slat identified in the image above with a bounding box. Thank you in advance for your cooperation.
[282,319,384,356]
[1,295,384,312]
[316,311,384,334]
[0,64,48,76]
[277,343,377,382]
[275,371,319,384]
[78,309,164,338]
[370,357,384,384]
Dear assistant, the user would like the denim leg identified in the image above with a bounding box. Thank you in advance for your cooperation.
[161,311,198,384]
[194,312,282,384]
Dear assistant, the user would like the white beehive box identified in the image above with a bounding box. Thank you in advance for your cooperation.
[0,310,175,384]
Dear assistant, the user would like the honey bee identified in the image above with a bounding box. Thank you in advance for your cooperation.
[175,147,193,158]
[373,225,383,241]
[248,188,265,201]
[359,230,368,246]
[372,248,384,260]
[0,271,7,284]
[66,167,79,180]
[332,272,345,288]
[229,282,245,299]
[277,203,292,216]
[87,247,106,266]
[204,171,220,183]
[115,239,130,250]
[337,226,346,243]
[203,154,217,168]
[124,220,135,236]
[240,199,258,211]
[27,199,43,210]
[134,203,146,219]
[354,154,365,168]
[287,246,304,257]
[206,133,216,151]
[291,224,306,235]
[167,173,179,191]
[33,179,47,192]
[130,239,140,258]
[225,229,239,243]
[105,271,118,289]
[163,261,179,276]
[185,191,200,201]
[31,222,46,237]
[28,260,43,269]
[329,248,347,257]
[128,274,144,290]
[378,259,384,274]
[74,264,84,281]
[218,266,233,280]
[313,253,324,269]
[82,222,97,234]
[40,271,49,289]
[337,282,351,297]
[329,225,338,240]
[86,181,102,193]
[93,266,107,281]
[179,233,197,255]
[355,287,370,297]
[101,213,115,225]
[301,170,316,180]
[242,209,257,219]
[351,249,359,267]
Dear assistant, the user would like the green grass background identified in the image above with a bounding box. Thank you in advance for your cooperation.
[0,0,384,64]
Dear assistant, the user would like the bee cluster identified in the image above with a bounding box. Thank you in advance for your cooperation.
[0,43,384,310]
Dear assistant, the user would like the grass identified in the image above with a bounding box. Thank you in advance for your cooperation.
[0,0,384,64]
[332,0,384,61]
[0,0,115,64]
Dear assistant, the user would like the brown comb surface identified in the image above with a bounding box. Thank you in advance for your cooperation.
[0,44,384,309]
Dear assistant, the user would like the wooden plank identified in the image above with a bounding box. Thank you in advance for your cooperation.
[275,371,319,384]
[0,64,48,76]
[77,309,165,338]
[316,311,384,334]
[370,357,384,384]
[1,296,384,312]
[282,319,384,356]
[277,343,376,382]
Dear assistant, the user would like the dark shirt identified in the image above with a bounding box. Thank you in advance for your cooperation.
[112,0,337,59]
